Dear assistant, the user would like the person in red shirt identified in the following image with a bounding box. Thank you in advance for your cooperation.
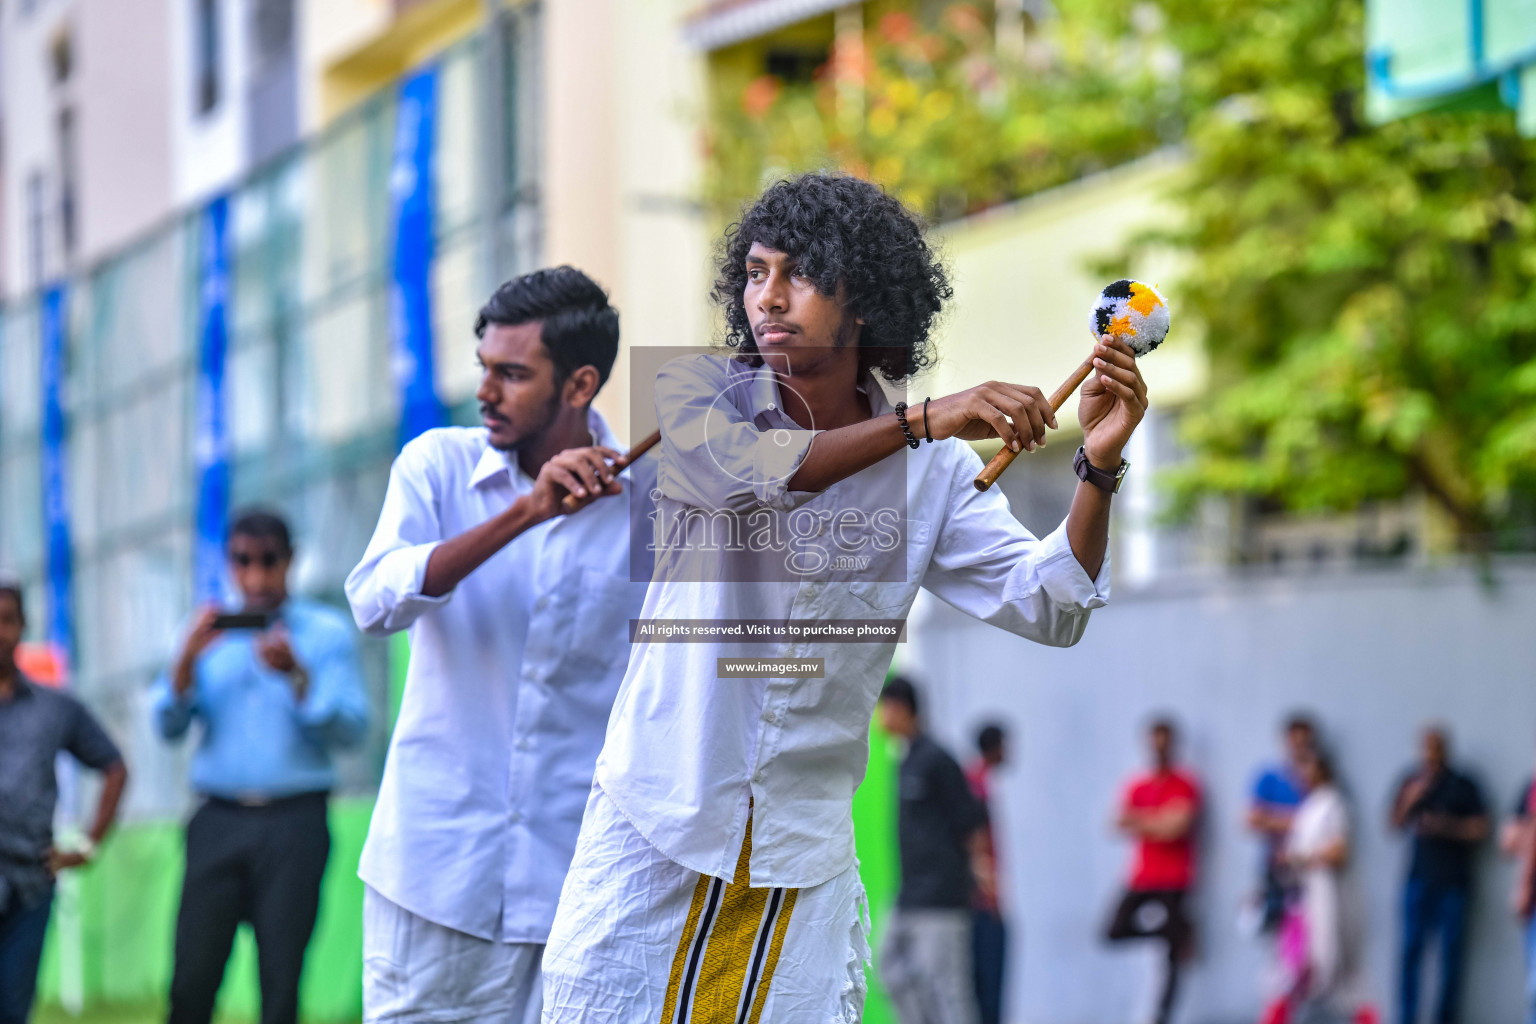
[1105,717,1201,1024]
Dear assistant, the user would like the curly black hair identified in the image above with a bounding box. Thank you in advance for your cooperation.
[712,174,952,383]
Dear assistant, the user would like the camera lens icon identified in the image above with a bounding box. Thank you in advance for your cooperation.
[702,375,815,487]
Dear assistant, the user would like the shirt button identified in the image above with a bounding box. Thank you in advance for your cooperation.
[761,709,778,725]
[534,596,550,612]
[516,737,531,751]
[752,769,766,784]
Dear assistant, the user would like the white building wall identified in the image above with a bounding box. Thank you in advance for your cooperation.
[168,0,249,206]
[77,0,174,263]
[902,562,1536,1024]
[2,0,76,297]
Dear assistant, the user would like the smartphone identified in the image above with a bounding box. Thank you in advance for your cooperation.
[211,611,276,631]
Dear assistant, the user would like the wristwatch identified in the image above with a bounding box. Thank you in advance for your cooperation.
[1074,445,1130,494]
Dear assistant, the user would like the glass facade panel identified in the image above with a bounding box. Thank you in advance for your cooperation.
[0,27,538,811]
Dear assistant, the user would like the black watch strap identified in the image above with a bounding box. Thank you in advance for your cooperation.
[1074,445,1128,493]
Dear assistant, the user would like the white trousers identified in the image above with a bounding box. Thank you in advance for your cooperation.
[363,886,543,1024]
[543,785,871,1023]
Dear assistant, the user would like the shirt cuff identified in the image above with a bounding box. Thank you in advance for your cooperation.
[753,429,819,511]
[386,540,454,607]
[1032,521,1111,609]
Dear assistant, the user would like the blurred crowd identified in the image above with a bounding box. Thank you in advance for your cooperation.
[875,679,1536,1024]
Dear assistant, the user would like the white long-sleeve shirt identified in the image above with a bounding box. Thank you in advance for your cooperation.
[595,353,1110,890]
[346,413,652,942]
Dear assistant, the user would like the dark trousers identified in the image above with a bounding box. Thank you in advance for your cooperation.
[1399,878,1469,1024]
[1105,889,1191,1024]
[0,887,53,1024]
[971,909,1007,1024]
[167,793,330,1024]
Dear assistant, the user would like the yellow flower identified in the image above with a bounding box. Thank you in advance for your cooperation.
[872,156,904,184]
[921,90,954,121]
[888,79,919,112]
[869,106,897,138]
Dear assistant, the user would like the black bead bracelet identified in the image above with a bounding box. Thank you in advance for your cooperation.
[894,402,920,449]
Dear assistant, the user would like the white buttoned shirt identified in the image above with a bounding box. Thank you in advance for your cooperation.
[595,353,1110,890]
[346,413,652,942]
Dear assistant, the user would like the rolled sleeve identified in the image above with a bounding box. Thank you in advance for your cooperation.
[654,354,820,514]
[920,445,1109,648]
[346,435,453,636]
[1025,519,1111,610]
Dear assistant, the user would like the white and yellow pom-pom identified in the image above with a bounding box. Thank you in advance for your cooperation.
[1090,280,1169,356]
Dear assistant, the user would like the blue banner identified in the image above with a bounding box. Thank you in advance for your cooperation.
[389,64,445,448]
[194,196,231,603]
[40,284,73,656]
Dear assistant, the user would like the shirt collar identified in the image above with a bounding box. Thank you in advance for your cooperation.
[468,408,625,491]
[737,357,894,425]
[1,673,37,701]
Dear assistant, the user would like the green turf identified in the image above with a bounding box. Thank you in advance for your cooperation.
[32,1005,257,1024]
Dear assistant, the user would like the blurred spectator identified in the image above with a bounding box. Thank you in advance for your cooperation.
[1503,738,1536,1024]
[1270,749,1375,1024]
[1106,717,1201,1024]
[877,676,986,1024]
[0,577,128,1024]
[1389,726,1488,1024]
[150,510,370,1024]
[1248,715,1319,933]
[966,722,1008,1024]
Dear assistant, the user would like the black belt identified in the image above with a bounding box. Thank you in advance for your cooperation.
[203,790,329,811]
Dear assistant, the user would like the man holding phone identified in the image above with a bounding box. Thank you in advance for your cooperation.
[150,509,370,1024]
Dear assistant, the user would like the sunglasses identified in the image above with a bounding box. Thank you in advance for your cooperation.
[230,552,283,569]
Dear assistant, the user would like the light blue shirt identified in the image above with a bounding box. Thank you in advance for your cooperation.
[150,597,370,800]
[345,413,653,943]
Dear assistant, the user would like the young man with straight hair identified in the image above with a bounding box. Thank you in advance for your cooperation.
[1106,717,1201,1024]
[543,173,1149,1022]
[0,578,128,1024]
[1390,725,1488,1024]
[876,676,987,1024]
[153,509,370,1024]
[967,721,1010,1024]
[347,266,653,1024]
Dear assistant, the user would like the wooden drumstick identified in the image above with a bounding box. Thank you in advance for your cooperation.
[972,279,1169,492]
[560,429,662,512]
[972,356,1094,492]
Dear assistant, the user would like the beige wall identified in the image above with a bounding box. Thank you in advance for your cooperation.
[924,150,1200,426]
[545,0,710,440]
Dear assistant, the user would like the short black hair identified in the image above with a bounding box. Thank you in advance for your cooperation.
[1306,749,1336,785]
[228,508,293,557]
[879,674,920,716]
[1284,713,1317,737]
[713,173,952,383]
[475,266,621,390]
[0,577,23,621]
[977,722,1006,756]
[1150,716,1178,738]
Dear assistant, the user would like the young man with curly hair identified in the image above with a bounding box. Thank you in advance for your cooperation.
[542,173,1148,1023]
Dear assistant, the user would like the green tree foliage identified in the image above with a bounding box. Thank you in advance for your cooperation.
[1141,0,1536,544]
[705,4,1178,222]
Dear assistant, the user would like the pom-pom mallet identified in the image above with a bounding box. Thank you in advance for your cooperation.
[560,429,662,511]
[973,279,1169,492]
